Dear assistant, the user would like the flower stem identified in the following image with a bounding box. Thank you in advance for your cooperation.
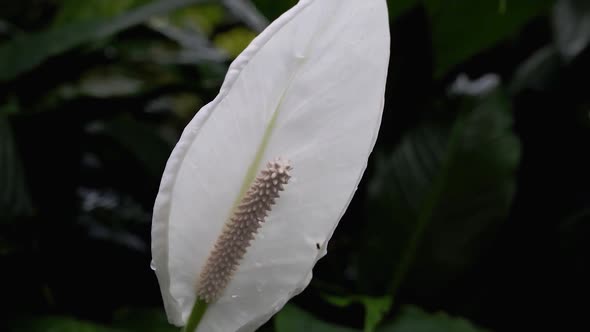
[182,298,208,332]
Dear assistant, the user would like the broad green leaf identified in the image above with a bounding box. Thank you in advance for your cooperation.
[275,305,359,332]
[360,297,393,332]
[0,102,33,222]
[52,0,148,26]
[324,295,393,332]
[0,0,207,82]
[8,316,124,332]
[425,0,554,77]
[359,90,520,296]
[552,0,590,60]
[378,306,489,332]
[112,308,177,332]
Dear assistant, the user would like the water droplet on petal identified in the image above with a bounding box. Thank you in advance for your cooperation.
[150,260,156,271]
[231,294,239,299]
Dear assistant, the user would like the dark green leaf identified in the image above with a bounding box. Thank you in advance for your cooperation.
[275,305,360,332]
[378,306,489,332]
[361,297,393,332]
[252,0,298,21]
[52,0,148,26]
[0,0,207,82]
[359,90,520,296]
[8,316,124,332]
[0,102,33,222]
[324,295,392,332]
[425,0,554,77]
[102,116,172,180]
[112,307,176,332]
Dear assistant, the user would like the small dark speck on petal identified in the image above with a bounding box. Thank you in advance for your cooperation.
[316,243,320,250]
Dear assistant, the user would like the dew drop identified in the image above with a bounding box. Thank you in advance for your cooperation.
[231,294,239,299]
[150,260,156,271]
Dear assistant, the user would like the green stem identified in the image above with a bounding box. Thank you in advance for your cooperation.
[182,298,208,332]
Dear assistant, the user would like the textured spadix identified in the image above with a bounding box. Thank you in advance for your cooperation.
[151,0,390,331]
[197,158,292,303]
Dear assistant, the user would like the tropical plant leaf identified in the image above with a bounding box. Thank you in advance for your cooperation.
[359,89,520,296]
[112,308,177,332]
[425,0,554,77]
[0,103,33,222]
[0,0,207,82]
[52,0,148,26]
[378,306,489,332]
[101,116,172,180]
[324,294,392,332]
[8,316,124,332]
[275,305,359,332]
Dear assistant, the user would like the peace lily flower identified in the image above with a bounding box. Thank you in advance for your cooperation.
[151,0,390,331]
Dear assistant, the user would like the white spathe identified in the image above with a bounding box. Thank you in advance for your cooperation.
[151,0,390,331]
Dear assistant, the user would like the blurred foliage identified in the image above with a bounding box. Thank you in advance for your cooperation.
[359,88,520,296]
[275,305,489,332]
[0,102,33,221]
[9,317,125,332]
[213,26,257,58]
[552,0,590,60]
[323,295,392,332]
[52,0,148,25]
[378,306,489,332]
[425,0,554,77]
[1,0,589,331]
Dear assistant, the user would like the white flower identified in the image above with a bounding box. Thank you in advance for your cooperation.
[151,0,390,331]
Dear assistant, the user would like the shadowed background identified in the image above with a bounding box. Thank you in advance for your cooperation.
[1,0,589,331]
